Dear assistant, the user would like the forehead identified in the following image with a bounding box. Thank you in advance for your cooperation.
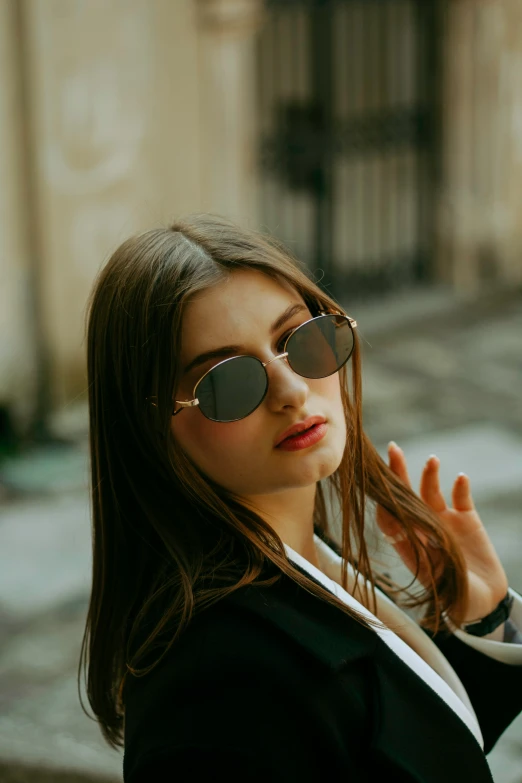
[181,269,305,343]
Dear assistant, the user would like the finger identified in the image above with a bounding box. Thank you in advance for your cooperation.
[419,455,447,514]
[451,472,475,512]
[387,442,412,488]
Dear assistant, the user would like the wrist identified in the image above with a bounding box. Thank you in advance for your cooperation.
[462,591,513,638]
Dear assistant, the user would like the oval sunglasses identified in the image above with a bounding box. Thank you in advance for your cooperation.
[152,310,357,424]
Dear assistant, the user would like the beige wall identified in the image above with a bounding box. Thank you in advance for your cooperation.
[437,0,522,290]
[0,0,37,435]
[0,0,261,430]
[2,0,522,436]
[198,0,262,226]
[22,0,204,409]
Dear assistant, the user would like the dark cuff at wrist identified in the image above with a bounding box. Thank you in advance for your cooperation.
[462,591,514,637]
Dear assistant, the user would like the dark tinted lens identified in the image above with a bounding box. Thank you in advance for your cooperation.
[196,355,268,422]
[286,315,354,379]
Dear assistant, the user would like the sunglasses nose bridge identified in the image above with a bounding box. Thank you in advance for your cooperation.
[263,351,289,369]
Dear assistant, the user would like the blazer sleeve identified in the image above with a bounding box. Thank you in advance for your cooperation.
[503,618,522,643]
[423,587,522,754]
[449,587,522,661]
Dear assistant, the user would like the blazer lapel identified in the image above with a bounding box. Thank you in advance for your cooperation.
[309,534,483,741]
[227,562,493,783]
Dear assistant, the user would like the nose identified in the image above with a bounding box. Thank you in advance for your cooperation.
[264,351,309,410]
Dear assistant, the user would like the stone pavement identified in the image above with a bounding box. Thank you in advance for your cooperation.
[0,283,521,782]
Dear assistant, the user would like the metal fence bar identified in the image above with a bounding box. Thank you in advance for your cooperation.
[258,0,438,299]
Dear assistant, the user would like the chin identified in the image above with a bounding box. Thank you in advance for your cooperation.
[288,454,340,486]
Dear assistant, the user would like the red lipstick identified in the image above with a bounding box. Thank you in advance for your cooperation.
[275,416,328,451]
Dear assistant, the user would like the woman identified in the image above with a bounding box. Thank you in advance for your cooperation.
[80,214,522,782]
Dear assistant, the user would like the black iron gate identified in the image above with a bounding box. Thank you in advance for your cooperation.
[257,0,440,300]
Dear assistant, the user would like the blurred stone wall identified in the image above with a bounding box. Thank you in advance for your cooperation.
[1,0,522,441]
[437,0,522,290]
[0,1,38,436]
[0,0,261,438]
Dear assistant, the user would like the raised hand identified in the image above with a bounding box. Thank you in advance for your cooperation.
[376,442,509,625]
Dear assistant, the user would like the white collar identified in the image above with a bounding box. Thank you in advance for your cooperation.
[284,534,484,749]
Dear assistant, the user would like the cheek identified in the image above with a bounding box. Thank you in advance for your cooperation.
[313,372,343,405]
[311,373,346,439]
[171,410,260,470]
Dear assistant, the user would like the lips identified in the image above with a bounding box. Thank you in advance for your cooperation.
[274,415,327,447]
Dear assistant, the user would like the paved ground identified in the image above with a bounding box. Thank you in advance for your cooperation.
[0,282,521,782]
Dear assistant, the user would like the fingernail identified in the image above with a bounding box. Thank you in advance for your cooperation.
[388,441,398,451]
[458,472,468,479]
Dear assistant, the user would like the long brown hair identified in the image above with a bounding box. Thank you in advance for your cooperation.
[79,213,468,751]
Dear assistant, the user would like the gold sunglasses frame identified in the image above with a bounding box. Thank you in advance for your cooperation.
[169,309,357,421]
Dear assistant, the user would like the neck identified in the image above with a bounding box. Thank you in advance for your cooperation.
[242,484,320,569]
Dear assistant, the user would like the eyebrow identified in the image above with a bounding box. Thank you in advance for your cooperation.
[182,302,308,375]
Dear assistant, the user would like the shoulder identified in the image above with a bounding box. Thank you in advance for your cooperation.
[127,567,376,687]
[124,581,362,713]
[126,591,310,698]
[123,576,376,782]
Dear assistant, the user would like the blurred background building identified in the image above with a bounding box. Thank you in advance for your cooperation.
[0,2,521,782]
[1,0,522,444]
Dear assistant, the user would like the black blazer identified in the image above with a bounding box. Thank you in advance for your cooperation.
[123,563,522,782]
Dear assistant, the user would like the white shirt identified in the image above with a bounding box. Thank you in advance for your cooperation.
[284,534,522,751]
